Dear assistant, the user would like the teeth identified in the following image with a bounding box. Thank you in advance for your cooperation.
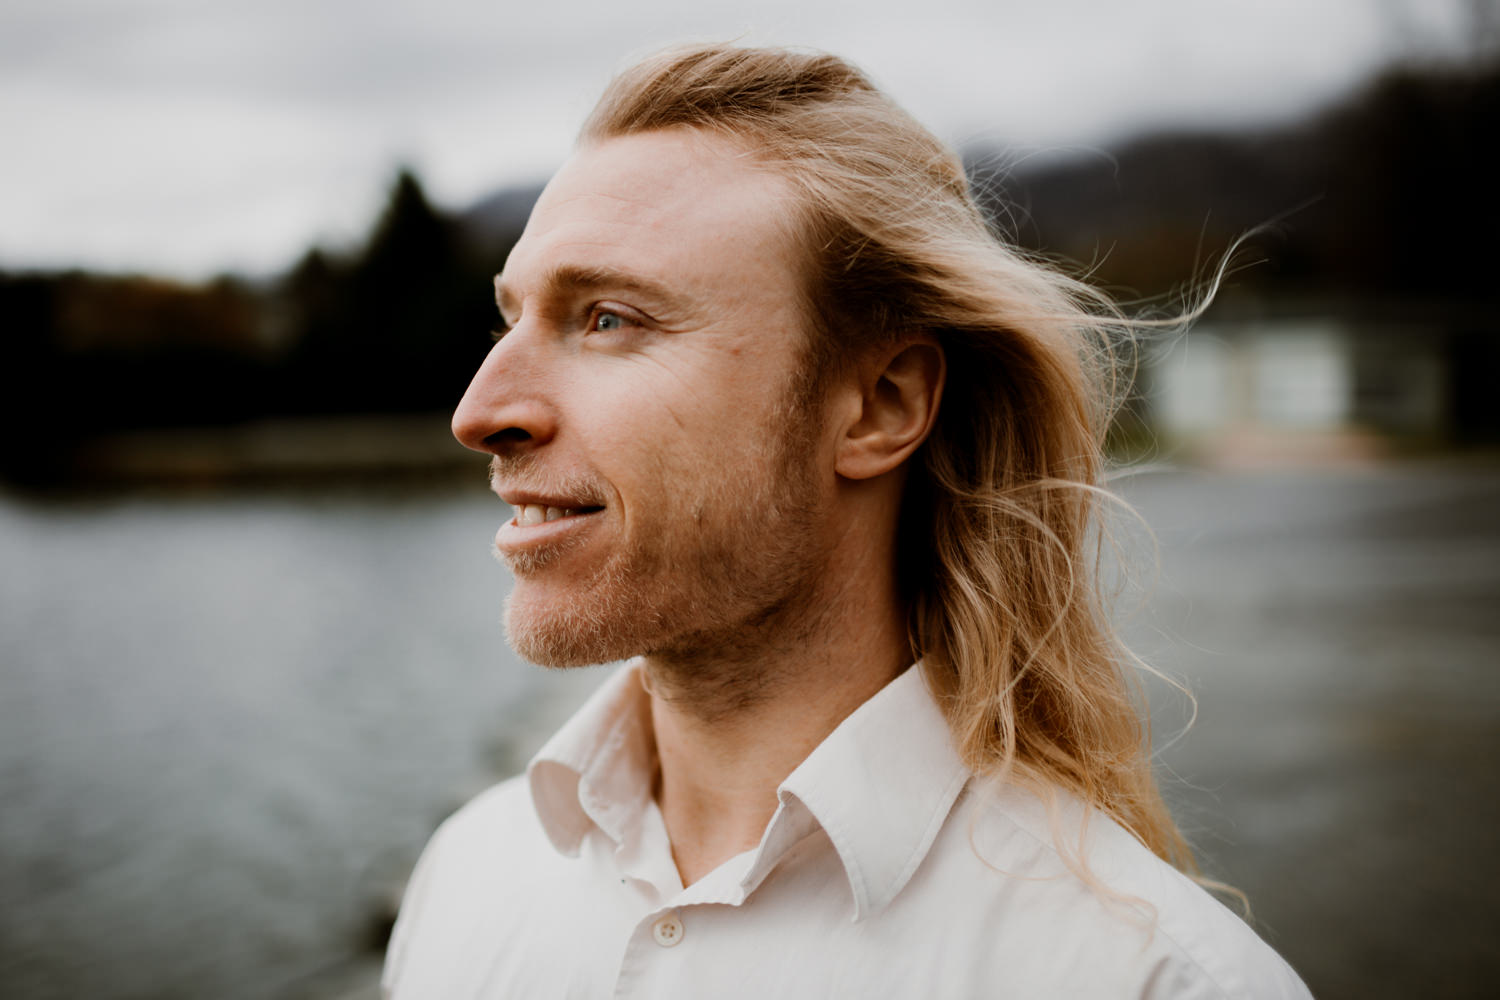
[515,503,580,526]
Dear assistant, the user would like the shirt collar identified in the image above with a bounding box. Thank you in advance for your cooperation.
[528,661,656,857]
[774,663,971,920]
[526,658,971,921]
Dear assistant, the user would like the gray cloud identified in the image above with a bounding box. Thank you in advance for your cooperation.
[0,0,1466,276]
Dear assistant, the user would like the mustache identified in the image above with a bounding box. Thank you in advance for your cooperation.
[487,456,610,507]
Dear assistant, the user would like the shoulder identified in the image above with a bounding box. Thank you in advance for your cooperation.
[383,776,555,994]
[426,775,541,857]
[393,775,555,915]
[898,784,1311,999]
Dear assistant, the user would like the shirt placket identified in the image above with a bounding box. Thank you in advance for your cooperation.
[610,858,751,1000]
[606,797,823,998]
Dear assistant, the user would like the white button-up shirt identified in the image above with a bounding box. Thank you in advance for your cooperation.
[384,662,1311,998]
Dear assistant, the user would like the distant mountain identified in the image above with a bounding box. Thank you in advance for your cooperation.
[967,58,1500,303]
[459,181,547,262]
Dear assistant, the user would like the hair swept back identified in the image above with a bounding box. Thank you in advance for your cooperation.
[582,43,1196,874]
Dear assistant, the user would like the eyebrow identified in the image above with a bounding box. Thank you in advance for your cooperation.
[494,264,686,318]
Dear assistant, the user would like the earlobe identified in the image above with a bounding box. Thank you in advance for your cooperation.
[834,339,945,481]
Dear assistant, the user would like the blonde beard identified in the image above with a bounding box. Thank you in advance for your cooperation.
[503,555,646,668]
[501,394,829,696]
[501,456,825,675]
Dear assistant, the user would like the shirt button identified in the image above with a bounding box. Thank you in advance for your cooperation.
[651,911,684,948]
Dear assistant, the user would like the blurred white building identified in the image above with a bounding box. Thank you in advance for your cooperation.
[1145,303,1451,461]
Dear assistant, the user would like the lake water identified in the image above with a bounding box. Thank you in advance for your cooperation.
[0,480,603,999]
[2,464,1497,999]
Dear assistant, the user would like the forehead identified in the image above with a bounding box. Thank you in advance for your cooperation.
[499,129,803,312]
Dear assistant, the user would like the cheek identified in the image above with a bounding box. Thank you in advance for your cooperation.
[573,338,803,487]
[588,398,770,532]
[584,359,755,451]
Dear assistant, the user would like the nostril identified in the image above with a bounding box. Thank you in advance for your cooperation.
[485,427,533,449]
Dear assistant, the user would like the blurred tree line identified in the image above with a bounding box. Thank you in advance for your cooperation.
[3,56,1496,484]
[2,171,501,483]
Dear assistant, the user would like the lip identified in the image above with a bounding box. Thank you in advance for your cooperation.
[493,502,606,558]
[497,490,599,508]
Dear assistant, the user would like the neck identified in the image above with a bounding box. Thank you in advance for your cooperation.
[644,522,909,886]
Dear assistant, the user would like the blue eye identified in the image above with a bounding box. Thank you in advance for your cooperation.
[586,304,645,335]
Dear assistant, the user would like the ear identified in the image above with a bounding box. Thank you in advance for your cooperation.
[834,337,945,481]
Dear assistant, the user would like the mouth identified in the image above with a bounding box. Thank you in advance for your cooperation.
[510,502,606,527]
[494,493,608,563]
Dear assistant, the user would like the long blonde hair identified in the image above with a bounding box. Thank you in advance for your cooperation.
[583,44,1195,873]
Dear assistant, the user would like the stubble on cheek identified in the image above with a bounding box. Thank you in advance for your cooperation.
[499,359,831,674]
[498,471,791,671]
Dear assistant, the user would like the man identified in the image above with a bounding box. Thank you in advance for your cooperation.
[384,44,1311,998]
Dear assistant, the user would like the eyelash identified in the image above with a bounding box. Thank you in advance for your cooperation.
[488,303,645,341]
[586,304,644,333]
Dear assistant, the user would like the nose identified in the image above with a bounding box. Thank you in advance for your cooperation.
[451,330,558,456]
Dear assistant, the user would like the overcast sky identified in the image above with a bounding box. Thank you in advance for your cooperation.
[0,0,1482,278]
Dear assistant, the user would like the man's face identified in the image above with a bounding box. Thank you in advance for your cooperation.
[452,128,838,669]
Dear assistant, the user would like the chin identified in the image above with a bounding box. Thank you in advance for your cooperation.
[503,586,646,669]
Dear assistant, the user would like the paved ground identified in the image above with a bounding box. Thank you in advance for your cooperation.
[1113,462,1500,998]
